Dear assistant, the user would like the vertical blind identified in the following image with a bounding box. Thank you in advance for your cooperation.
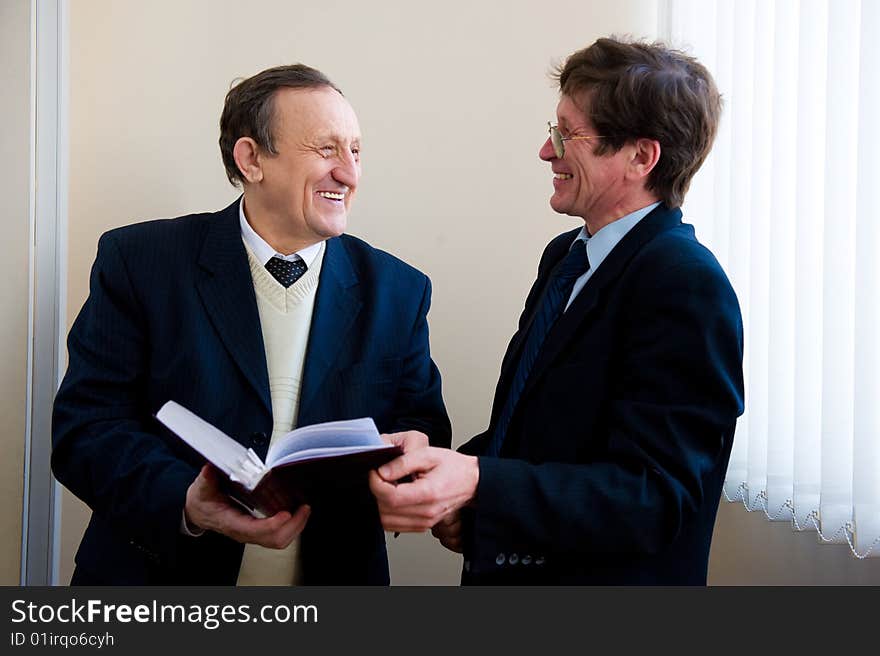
[661,0,880,557]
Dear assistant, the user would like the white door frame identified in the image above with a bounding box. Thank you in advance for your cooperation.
[22,0,68,586]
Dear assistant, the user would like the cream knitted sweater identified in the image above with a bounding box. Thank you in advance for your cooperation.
[236,241,324,586]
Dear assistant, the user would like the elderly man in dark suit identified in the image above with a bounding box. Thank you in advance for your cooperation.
[52,64,450,585]
[370,38,743,585]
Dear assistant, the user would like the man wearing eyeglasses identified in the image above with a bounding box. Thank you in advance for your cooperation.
[370,37,745,585]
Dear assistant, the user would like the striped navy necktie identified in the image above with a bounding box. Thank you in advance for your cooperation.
[485,240,590,457]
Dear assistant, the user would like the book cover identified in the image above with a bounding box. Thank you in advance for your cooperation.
[155,401,401,518]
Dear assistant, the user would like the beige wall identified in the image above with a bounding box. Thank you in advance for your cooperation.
[709,502,880,585]
[57,0,880,585]
[0,0,31,586]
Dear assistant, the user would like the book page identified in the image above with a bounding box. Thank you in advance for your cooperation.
[265,417,383,467]
[269,443,394,469]
[156,401,267,489]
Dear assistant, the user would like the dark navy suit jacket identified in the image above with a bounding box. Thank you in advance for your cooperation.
[459,204,744,584]
[52,199,451,585]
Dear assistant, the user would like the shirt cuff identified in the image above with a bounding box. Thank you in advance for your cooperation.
[180,509,205,537]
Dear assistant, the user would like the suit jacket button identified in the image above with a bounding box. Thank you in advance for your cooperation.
[508,553,519,565]
[535,556,545,566]
[250,431,268,447]
[495,553,506,566]
[521,554,532,565]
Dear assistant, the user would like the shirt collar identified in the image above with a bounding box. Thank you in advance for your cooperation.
[238,197,323,268]
[571,201,661,270]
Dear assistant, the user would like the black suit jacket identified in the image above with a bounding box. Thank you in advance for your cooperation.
[459,204,744,584]
[52,199,451,585]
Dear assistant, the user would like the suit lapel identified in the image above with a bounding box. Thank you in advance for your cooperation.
[298,237,363,420]
[195,198,272,416]
[519,204,683,401]
[490,235,573,422]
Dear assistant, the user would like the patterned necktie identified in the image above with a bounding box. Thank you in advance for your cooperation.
[265,256,307,288]
[485,240,590,457]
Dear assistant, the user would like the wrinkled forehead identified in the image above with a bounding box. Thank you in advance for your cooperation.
[555,92,594,130]
[273,86,361,142]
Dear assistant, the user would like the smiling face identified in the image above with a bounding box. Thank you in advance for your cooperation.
[248,86,361,251]
[539,94,633,228]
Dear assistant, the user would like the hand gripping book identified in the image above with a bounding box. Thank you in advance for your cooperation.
[156,401,401,518]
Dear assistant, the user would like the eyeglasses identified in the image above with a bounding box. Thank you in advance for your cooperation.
[548,122,608,158]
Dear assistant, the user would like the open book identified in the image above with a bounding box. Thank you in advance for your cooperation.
[156,401,401,518]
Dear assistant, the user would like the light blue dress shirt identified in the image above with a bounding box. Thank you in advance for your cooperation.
[564,202,661,311]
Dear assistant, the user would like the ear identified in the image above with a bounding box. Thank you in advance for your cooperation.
[626,138,661,182]
[232,137,263,184]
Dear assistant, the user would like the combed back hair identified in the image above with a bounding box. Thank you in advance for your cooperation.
[219,64,342,187]
[552,37,721,208]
